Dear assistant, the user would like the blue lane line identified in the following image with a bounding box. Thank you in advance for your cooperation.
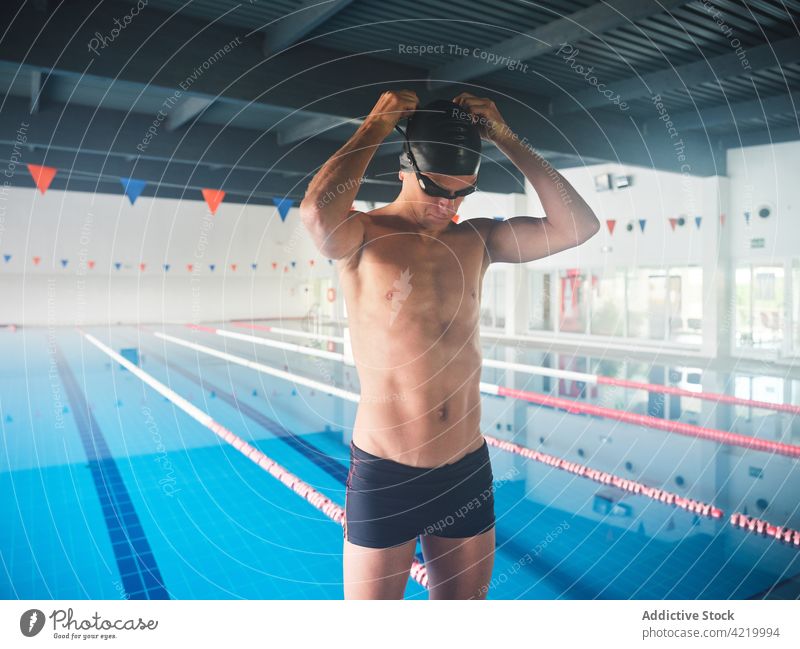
[55,343,169,600]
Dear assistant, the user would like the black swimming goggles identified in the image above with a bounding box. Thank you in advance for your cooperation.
[394,124,478,199]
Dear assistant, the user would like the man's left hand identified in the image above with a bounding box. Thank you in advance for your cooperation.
[452,92,509,142]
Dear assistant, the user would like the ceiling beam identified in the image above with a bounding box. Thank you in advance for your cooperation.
[262,0,355,57]
[165,96,215,131]
[551,36,800,115]
[427,0,690,90]
[720,125,800,150]
[644,92,800,133]
[0,0,725,176]
[29,69,43,114]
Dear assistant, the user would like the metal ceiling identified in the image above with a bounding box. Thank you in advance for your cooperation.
[0,0,797,203]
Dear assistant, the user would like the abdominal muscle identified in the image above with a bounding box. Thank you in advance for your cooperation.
[350,328,486,468]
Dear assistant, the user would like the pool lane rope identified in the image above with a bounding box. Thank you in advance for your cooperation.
[80,331,429,589]
[186,324,800,459]
[220,322,800,416]
[153,333,729,518]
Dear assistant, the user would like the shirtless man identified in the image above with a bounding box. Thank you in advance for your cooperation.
[300,90,600,599]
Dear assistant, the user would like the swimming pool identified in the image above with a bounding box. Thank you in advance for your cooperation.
[1,323,798,599]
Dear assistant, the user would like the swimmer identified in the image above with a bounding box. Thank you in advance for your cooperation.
[300,90,600,599]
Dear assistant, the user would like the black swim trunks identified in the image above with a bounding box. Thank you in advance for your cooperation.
[344,438,496,549]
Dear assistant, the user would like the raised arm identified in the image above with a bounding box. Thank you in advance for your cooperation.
[300,90,418,259]
[453,93,601,264]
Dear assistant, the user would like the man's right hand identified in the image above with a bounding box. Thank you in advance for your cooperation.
[364,90,419,134]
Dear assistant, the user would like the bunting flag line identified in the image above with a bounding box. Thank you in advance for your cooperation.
[119,177,147,205]
[638,219,646,232]
[202,188,226,215]
[27,164,58,194]
[272,197,294,222]
[605,219,616,235]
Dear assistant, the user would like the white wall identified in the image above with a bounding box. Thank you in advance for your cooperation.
[524,162,719,271]
[0,186,334,325]
[727,140,800,261]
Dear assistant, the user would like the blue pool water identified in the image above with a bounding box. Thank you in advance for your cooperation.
[1,323,798,599]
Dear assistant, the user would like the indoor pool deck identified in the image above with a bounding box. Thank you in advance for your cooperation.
[1,324,798,600]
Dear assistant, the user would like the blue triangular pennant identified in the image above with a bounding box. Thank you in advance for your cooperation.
[114,262,122,270]
[290,260,296,268]
[209,264,216,272]
[60,259,68,268]
[638,219,646,233]
[251,263,257,270]
[119,177,147,205]
[3,254,10,263]
[694,216,702,229]
[272,197,294,222]
[163,264,170,272]
[744,211,751,225]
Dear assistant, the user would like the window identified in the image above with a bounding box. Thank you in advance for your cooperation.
[528,270,552,331]
[667,267,703,344]
[590,269,625,336]
[558,269,588,333]
[481,268,506,329]
[736,264,785,351]
[627,268,666,340]
[793,260,800,355]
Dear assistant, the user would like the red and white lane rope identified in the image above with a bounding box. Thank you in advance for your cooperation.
[81,330,428,589]
[729,513,800,547]
[230,320,345,344]
[192,325,799,459]
[479,382,800,459]
[187,323,344,362]
[224,321,800,416]
[483,435,723,518]
[151,330,799,549]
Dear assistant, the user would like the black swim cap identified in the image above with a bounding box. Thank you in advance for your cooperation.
[399,100,482,176]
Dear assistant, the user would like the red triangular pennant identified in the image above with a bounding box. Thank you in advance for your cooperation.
[187,263,193,272]
[231,263,237,271]
[201,188,225,215]
[271,262,278,270]
[605,219,616,235]
[27,164,58,194]
[87,260,95,269]
[139,262,146,271]
[668,218,678,231]
[32,256,41,265]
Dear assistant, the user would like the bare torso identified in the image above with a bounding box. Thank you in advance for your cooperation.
[337,211,492,467]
